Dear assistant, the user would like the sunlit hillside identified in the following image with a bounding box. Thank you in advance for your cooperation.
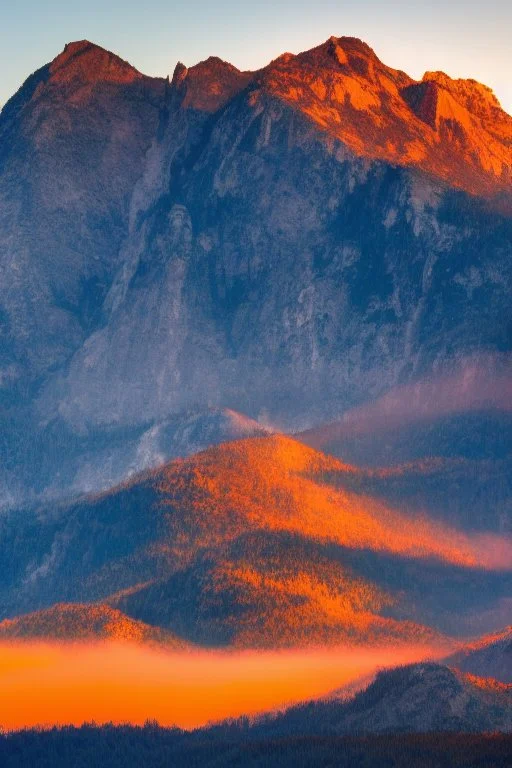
[1,435,510,648]
[0,603,188,646]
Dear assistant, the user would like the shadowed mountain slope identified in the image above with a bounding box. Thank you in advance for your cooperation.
[298,383,512,534]
[0,41,167,395]
[447,626,512,683]
[2,407,271,505]
[251,663,512,736]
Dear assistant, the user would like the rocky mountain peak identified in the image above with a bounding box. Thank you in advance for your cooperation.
[270,52,295,65]
[49,40,143,86]
[196,55,241,73]
[291,34,384,80]
[329,35,379,66]
[1,34,512,517]
[255,36,512,196]
[180,55,252,112]
[398,68,512,186]
[423,71,500,103]
[327,35,378,59]
[171,61,188,87]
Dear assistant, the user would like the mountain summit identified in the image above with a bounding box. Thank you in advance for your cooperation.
[49,40,143,86]
[13,35,510,194]
[0,35,511,507]
[258,36,511,195]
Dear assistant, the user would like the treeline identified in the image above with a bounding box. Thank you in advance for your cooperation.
[0,726,510,768]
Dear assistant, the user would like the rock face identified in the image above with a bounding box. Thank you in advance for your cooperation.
[0,41,167,397]
[0,36,511,504]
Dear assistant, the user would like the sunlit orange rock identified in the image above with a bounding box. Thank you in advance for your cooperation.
[248,36,512,197]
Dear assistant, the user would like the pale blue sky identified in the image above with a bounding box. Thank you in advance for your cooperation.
[1,0,511,114]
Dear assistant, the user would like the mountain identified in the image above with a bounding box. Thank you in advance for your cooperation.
[0,41,167,396]
[261,38,512,197]
[297,368,512,533]
[0,602,188,646]
[1,36,511,504]
[1,435,510,646]
[252,663,512,736]
[340,454,512,535]
[298,411,512,534]
[2,407,271,504]
[447,626,512,682]
[299,363,512,465]
[299,408,512,466]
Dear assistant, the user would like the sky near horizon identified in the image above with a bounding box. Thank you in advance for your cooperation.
[1,0,511,114]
